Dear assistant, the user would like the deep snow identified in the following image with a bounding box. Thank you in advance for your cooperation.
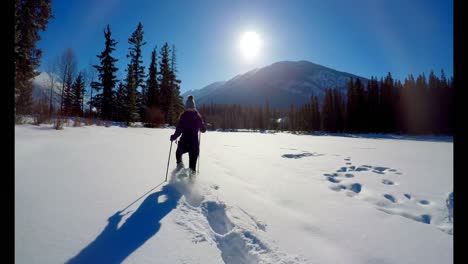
[15,124,453,263]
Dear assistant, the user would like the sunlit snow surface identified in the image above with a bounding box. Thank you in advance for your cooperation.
[15,124,452,264]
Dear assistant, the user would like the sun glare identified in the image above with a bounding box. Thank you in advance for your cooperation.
[240,31,261,61]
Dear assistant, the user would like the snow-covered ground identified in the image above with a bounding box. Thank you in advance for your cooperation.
[15,124,453,264]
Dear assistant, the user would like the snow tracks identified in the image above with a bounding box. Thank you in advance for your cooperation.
[324,157,453,235]
[170,170,308,264]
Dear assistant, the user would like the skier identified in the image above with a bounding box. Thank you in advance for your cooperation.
[170,95,207,174]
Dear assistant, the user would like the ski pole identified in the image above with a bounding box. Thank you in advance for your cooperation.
[165,140,173,182]
[197,131,201,173]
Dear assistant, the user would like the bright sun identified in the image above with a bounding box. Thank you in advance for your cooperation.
[240,31,261,61]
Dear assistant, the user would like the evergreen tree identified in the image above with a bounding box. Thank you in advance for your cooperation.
[333,89,345,132]
[346,78,356,132]
[440,69,448,89]
[415,73,429,133]
[169,45,184,124]
[381,73,394,132]
[428,70,438,90]
[93,25,119,121]
[322,88,335,132]
[314,96,321,131]
[62,69,73,116]
[71,72,85,116]
[439,69,450,134]
[401,74,416,133]
[124,22,146,124]
[311,96,321,131]
[85,64,97,116]
[58,48,77,116]
[367,77,380,132]
[159,43,172,123]
[448,76,454,134]
[428,70,440,133]
[354,78,365,132]
[15,0,53,115]
[146,47,159,108]
[393,79,404,134]
[113,82,126,122]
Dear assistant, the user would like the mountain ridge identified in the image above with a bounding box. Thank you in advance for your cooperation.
[182,60,368,108]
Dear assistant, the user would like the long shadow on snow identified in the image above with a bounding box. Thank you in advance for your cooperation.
[66,179,182,263]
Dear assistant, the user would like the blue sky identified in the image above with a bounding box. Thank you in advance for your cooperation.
[37,0,453,93]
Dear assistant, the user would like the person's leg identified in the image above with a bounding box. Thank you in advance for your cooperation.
[188,148,199,171]
[175,144,187,164]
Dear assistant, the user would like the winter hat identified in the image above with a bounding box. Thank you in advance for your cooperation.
[185,95,196,109]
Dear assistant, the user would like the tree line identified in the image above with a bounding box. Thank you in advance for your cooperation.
[14,0,453,134]
[15,1,183,127]
[60,23,184,126]
[199,71,454,135]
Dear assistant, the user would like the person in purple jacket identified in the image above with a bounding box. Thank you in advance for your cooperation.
[170,95,207,173]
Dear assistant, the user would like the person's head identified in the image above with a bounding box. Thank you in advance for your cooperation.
[185,95,196,110]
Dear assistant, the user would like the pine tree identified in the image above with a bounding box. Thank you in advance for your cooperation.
[381,73,394,132]
[428,70,440,133]
[312,96,321,131]
[346,78,356,132]
[448,76,454,134]
[440,69,448,89]
[71,72,85,116]
[93,25,119,121]
[169,45,184,125]
[367,77,380,132]
[354,78,365,132]
[428,70,438,90]
[393,79,404,134]
[85,64,97,116]
[58,48,77,116]
[306,97,314,131]
[124,63,137,123]
[158,43,184,125]
[439,69,450,134]
[309,96,316,131]
[62,69,73,116]
[415,73,429,133]
[114,82,126,122]
[333,89,345,132]
[159,43,172,123]
[15,0,53,115]
[146,47,159,108]
[401,74,416,133]
[124,22,146,124]
[322,88,335,132]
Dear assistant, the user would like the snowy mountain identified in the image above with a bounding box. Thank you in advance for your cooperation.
[31,72,62,107]
[183,81,226,102]
[15,124,453,263]
[182,61,368,108]
[31,72,93,109]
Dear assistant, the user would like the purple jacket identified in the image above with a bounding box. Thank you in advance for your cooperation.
[173,110,206,149]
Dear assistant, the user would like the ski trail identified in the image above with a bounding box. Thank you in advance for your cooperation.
[171,171,308,264]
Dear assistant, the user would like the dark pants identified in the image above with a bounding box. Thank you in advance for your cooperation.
[175,142,199,171]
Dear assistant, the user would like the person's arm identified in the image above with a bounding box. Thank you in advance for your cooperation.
[171,115,184,141]
[198,113,207,133]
